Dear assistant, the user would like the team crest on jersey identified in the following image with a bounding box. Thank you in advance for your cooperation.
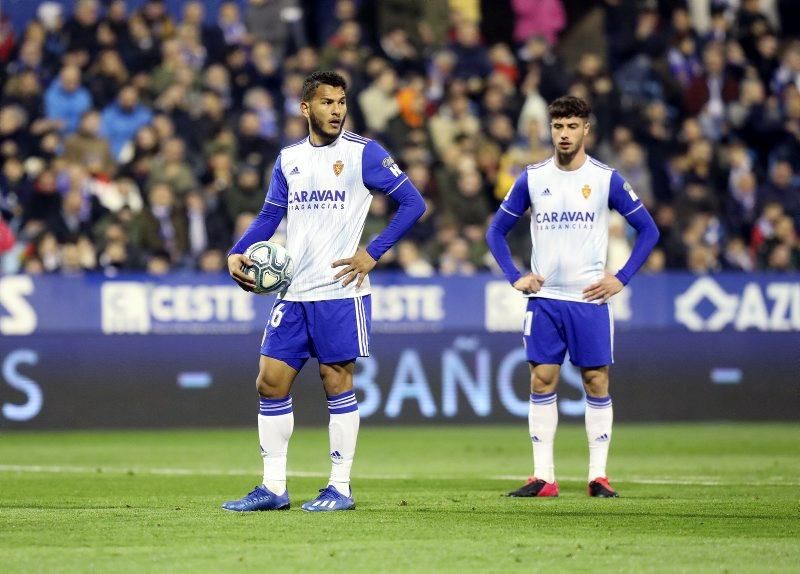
[582,184,592,199]
[333,160,344,176]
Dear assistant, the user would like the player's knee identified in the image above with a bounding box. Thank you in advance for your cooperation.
[319,363,354,396]
[256,373,288,399]
[530,374,557,393]
[321,372,351,396]
[582,371,609,396]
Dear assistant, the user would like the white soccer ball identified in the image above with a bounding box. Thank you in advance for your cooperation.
[242,241,294,295]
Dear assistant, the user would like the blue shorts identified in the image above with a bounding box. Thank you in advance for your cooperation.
[523,297,614,367]
[261,295,371,369]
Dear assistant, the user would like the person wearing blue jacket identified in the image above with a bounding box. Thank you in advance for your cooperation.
[100,85,153,160]
[44,65,92,134]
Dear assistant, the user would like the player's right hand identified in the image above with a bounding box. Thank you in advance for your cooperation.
[513,273,545,295]
[227,253,256,292]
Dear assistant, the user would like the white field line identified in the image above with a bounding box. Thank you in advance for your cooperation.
[0,464,797,487]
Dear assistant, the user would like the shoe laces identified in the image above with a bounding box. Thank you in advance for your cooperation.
[246,486,267,499]
[316,486,343,501]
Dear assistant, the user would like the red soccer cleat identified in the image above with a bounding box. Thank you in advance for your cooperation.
[508,476,559,497]
[588,476,619,498]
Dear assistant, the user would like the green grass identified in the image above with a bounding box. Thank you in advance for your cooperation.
[1,424,799,573]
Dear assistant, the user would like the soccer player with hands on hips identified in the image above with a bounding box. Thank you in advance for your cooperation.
[486,96,659,498]
[223,71,425,512]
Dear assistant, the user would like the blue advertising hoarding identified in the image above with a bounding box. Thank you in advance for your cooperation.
[1,272,798,428]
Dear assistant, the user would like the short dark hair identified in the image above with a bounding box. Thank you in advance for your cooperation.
[548,96,591,120]
[301,71,348,102]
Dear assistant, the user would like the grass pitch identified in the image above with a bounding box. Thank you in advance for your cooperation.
[1,423,799,573]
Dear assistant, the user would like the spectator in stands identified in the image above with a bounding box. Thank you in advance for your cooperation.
[91,177,144,216]
[123,14,161,75]
[511,0,566,48]
[138,0,175,42]
[100,85,153,160]
[396,240,435,277]
[429,92,481,159]
[760,214,799,270]
[1,0,798,277]
[131,183,187,264]
[86,49,130,110]
[63,110,115,177]
[146,137,198,200]
[222,164,262,225]
[439,236,477,276]
[219,1,248,49]
[358,67,399,136]
[451,21,492,89]
[44,65,92,135]
[63,0,99,68]
[760,160,800,228]
[182,1,226,65]
[0,157,32,223]
[245,0,303,59]
[22,168,61,229]
[100,1,130,53]
[48,188,96,244]
[197,247,227,273]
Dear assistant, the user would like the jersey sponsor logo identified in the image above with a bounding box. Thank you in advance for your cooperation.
[541,188,552,196]
[534,210,595,230]
[675,277,800,331]
[582,184,592,199]
[289,166,300,175]
[288,189,346,210]
[623,180,638,201]
[333,160,344,176]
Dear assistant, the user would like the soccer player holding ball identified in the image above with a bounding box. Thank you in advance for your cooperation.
[224,71,425,512]
[486,96,659,498]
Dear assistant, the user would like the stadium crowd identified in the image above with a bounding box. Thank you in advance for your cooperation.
[0,0,798,277]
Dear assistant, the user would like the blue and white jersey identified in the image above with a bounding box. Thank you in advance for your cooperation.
[266,131,408,301]
[500,155,642,303]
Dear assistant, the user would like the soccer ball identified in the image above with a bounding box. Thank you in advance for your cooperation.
[242,241,294,295]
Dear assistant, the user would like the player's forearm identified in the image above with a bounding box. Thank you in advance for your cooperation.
[229,201,286,255]
[486,210,522,284]
[366,180,425,260]
[615,206,660,285]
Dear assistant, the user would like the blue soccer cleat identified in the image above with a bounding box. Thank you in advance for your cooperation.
[221,485,290,512]
[301,485,355,512]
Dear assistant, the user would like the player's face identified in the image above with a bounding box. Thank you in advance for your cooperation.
[550,116,589,159]
[302,84,347,144]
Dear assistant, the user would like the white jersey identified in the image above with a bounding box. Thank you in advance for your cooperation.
[500,155,642,302]
[266,131,408,301]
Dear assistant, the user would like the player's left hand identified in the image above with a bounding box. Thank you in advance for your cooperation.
[332,248,377,288]
[583,273,624,303]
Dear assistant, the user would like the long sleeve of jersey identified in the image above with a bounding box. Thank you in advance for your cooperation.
[229,155,288,254]
[229,201,286,255]
[361,140,425,260]
[608,171,660,285]
[486,171,531,284]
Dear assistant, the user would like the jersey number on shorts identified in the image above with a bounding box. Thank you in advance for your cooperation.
[523,311,533,336]
[270,303,286,327]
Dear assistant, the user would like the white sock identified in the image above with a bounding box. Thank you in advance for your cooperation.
[529,392,558,483]
[327,390,359,497]
[258,396,294,495]
[585,395,613,481]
